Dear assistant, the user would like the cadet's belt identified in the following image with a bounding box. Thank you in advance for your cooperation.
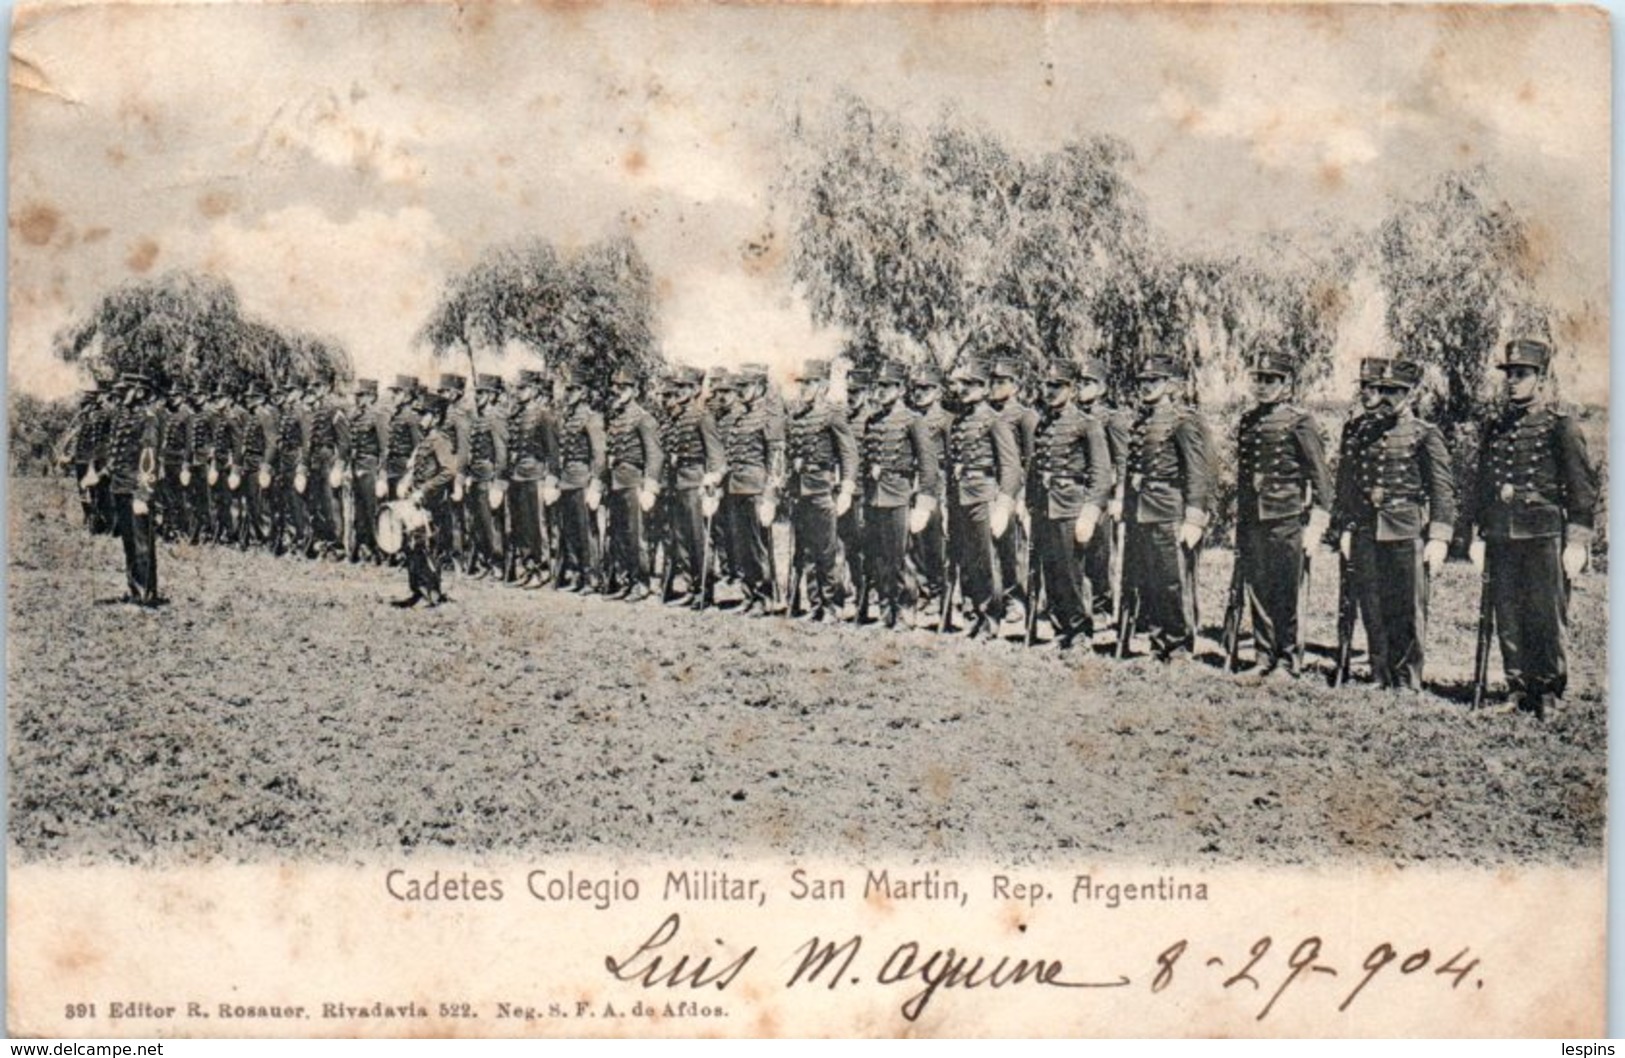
[957,466,994,477]
[1038,471,1089,485]
[1492,485,1554,506]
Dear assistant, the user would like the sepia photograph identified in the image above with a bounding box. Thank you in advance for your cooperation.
[5,0,1609,1038]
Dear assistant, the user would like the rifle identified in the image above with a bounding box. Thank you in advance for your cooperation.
[1332,549,1356,687]
[1221,555,1245,673]
[696,494,715,609]
[1294,551,1311,675]
[1110,515,1126,626]
[1023,517,1043,647]
[1115,583,1139,658]
[938,555,959,634]
[1470,553,1495,709]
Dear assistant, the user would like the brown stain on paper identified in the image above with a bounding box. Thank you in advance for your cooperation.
[14,203,61,246]
[126,238,160,273]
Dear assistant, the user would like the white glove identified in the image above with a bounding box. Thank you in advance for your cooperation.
[451,475,464,503]
[131,498,149,516]
[1423,539,1448,574]
[1469,538,1486,571]
[834,484,854,519]
[756,496,777,527]
[908,497,933,535]
[990,494,1014,539]
[701,489,720,520]
[1178,521,1204,550]
[541,478,562,507]
[409,490,425,507]
[294,468,307,495]
[327,463,344,490]
[1339,531,1352,561]
[80,469,98,489]
[488,481,506,510]
[1564,536,1591,579]
[207,465,220,487]
[227,469,241,491]
[1107,497,1123,521]
[585,480,602,512]
[1305,510,1330,556]
[638,482,658,513]
[179,468,191,488]
[701,471,723,490]
[374,478,388,500]
[1074,506,1100,546]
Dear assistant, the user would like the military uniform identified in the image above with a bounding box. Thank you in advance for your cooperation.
[785,360,859,617]
[605,379,665,599]
[509,370,566,585]
[1078,390,1129,621]
[1122,356,1215,658]
[270,392,311,555]
[108,376,160,604]
[238,390,279,549]
[552,375,603,590]
[305,392,350,557]
[908,366,951,603]
[1234,354,1333,672]
[464,375,510,577]
[1466,340,1597,713]
[347,381,390,561]
[989,359,1039,609]
[187,400,221,544]
[859,363,941,622]
[401,399,458,607]
[659,368,726,606]
[1029,361,1113,645]
[1331,358,1457,690]
[945,362,1023,632]
[157,397,193,540]
[719,369,784,610]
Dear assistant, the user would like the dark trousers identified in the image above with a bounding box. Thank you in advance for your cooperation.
[307,458,340,549]
[949,498,1003,618]
[607,488,648,590]
[838,502,864,599]
[352,467,382,558]
[271,471,308,553]
[187,467,214,543]
[723,494,771,600]
[557,488,599,582]
[1124,520,1195,655]
[114,493,158,602]
[864,504,916,612]
[1083,517,1116,620]
[92,477,116,536]
[157,466,188,539]
[909,501,946,598]
[1351,534,1427,690]
[240,471,271,548]
[995,512,1027,602]
[1488,536,1569,699]
[666,488,707,596]
[1034,515,1091,636]
[1238,517,1305,666]
[214,477,238,544]
[792,493,844,610]
[506,480,545,571]
[465,480,506,571]
[405,523,442,601]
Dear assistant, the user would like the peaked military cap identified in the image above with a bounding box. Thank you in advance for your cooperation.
[910,363,944,386]
[1251,351,1296,378]
[739,362,770,381]
[708,367,737,390]
[610,365,640,386]
[872,361,911,386]
[516,368,545,386]
[1360,357,1420,389]
[667,365,704,387]
[990,357,1026,380]
[389,374,419,392]
[354,378,379,395]
[118,371,154,389]
[1076,357,1108,383]
[475,373,505,393]
[1135,354,1183,380]
[950,359,992,384]
[1043,360,1083,384]
[413,389,451,415]
[797,359,831,382]
[1498,338,1552,373]
[438,373,468,392]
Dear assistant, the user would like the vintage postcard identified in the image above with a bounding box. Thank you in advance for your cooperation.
[5,1,1608,1038]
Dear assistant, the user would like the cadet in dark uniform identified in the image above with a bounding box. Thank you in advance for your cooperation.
[157,385,194,541]
[1121,354,1215,660]
[908,363,951,604]
[718,364,786,614]
[507,369,563,587]
[605,366,665,601]
[385,375,422,501]
[553,366,604,591]
[943,360,1023,637]
[238,382,279,550]
[464,374,510,578]
[1331,358,1457,691]
[89,387,118,535]
[785,359,859,620]
[1072,358,1128,622]
[839,366,874,616]
[108,372,161,605]
[396,390,457,608]
[347,379,389,563]
[304,378,350,559]
[66,387,108,533]
[1029,361,1113,648]
[1465,339,1597,718]
[859,361,941,628]
[989,356,1040,616]
[186,385,221,545]
[1233,351,1333,675]
[433,373,472,569]
[659,366,726,608]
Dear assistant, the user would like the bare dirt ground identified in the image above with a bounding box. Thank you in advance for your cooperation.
[7,476,1606,866]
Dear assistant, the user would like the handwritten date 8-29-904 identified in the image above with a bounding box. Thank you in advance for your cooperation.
[605,914,1482,1023]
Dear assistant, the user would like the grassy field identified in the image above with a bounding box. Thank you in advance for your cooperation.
[6,475,1606,867]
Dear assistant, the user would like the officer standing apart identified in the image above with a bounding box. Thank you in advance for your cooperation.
[859,361,941,629]
[1466,339,1596,719]
[944,359,1022,638]
[1029,360,1113,648]
[1331,358,1457,691]
[1234,351,1332,675]
[1121,354,1215,660]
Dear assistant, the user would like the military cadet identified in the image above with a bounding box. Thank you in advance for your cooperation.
[1465,339,1597,719]
[1029,360,1114,648]
[943,359,1023,638]
[718,364,785,615]
[186,384,221,545]
[238,382,279,550]
[303,378,349,559]
[107,372,161,605]
[385,375,422,503]
[464,374,510,578]
[269,381,311,556]
[659,366,726,608]
[1232,351,1333,675]
[90,386,119,534]
[907,363,952,605]
[552,365,605,591]
[347,379,389,563]
[785,358,859,620]
[706,368,741,590]
[394,389,457,609]
[859,361,941,629]
[507,368,563,587]
[433,373,472,569]
[1331,358,1457,691]
[67,387,112,534]
[215,382,249,545]
[157,384,194,541]
[1073,357,1129,623]
[989,356,1040,617]
[604,366,665,601]
[1120,354,1215,660]
[839,366,874,616]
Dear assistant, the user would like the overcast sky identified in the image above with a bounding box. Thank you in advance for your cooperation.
[7,3,1609,401]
